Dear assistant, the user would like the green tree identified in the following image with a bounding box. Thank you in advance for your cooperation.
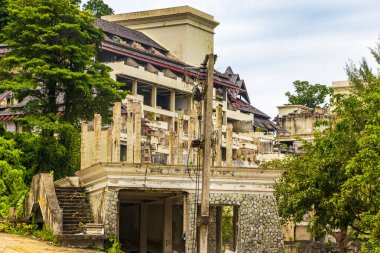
[0,136,27,218]
[285,80,331,108]
[0,0,124,181]
[83,0,114,18]
[0,0,124,124]
[0,0,8,34]
[1,119,80,182]
[275,39,380,252]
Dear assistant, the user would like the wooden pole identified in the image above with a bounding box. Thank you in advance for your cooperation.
[199,53,215,253]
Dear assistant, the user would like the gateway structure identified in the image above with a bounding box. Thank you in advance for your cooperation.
[24,6,284,253]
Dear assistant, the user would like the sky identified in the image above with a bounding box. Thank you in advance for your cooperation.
[96,0,380,118]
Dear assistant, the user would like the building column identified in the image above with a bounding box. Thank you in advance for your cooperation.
[134,101,142,163]
[140,204,148,253]
[216,207,223,253]
[170,90,175,112]
[80,122,88,170]
[226,124,233,167]
[187,96,193,114]
[163,198,173,253]
[215,105,223,167]
[168,131,176,165]
[126,111,134,163]
[112,102,121,162]
[151,86,157,108]
[107,128,112,162]
[177,110,184,165]
[94,114,101,164]
[132,79,138,95]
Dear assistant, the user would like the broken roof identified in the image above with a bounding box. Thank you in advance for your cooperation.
[224,66,250,104]
[94,19,168,53]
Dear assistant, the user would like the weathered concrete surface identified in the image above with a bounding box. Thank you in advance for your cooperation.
[0,233,99,253]
[186,193,283,253]
[24,173,63,235]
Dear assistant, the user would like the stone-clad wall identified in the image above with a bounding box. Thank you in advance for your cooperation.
[186,193,283,253]
[88,189,119,236]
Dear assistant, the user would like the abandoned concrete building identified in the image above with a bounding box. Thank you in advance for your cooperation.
[275,105,333,155]
[18,6,287,253]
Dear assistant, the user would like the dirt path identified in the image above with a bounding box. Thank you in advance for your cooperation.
[0,233,101,253]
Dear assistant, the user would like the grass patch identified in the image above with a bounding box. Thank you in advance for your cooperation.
[0,221,59,244]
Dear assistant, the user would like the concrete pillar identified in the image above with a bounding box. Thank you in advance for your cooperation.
[168,131,176,165]
[151,85,157,108]
[107,128,112,162]
[126,110,134,163]
[140,204,148,253]
[177,110,184,165]
[94,114,101,164]
[132,79,138,95]
[134,101,142,163]
[226,124,233,167]
[187,96,193,114]
[170,90,175,112]
[215,105,223,167]
[112,102,121,162]
[163,198,173,253]
[223,111,227,125]
[80,122,88,170]
[216,207,222,253]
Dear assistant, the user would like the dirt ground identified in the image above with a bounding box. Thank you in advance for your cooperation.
[0,233,101,253]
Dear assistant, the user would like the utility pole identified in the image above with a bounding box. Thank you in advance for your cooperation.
[199,53,215,253]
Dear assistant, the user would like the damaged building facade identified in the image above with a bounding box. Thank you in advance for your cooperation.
[21,6,285,253]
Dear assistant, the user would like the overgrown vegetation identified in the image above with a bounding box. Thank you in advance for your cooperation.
[104,236,124,253]
[0,135,28,218]
[222,206,234,250]
[275,39,380,252]
[0,0,123,227]
[0,221,58,244]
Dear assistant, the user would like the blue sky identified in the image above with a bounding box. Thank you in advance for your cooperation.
[97,0,380,118]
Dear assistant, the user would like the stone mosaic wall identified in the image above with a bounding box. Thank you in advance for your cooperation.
[88,189,119,236]
[186,193,283,253]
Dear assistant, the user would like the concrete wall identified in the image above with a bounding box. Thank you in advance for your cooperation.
[88,189,118,236]
[24,174,63,235]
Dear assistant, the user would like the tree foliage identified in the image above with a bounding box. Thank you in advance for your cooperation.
[0,0,124,124]
[275,39,380,252]
[0,0,124,184]
[0,135,27,218]
[1,117,80,182]
[285,80,332,108]
[0,0,8,35]
[83,0,114,18]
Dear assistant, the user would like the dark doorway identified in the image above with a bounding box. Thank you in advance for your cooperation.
[119,191,185,253]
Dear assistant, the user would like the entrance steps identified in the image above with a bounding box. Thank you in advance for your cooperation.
[55,186,106,249]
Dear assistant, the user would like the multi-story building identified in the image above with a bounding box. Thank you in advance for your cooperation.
[17,6,285,253]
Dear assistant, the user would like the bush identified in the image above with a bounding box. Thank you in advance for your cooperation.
[104,236,124,253]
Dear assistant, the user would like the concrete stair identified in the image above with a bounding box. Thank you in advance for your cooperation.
[55,187,93,234]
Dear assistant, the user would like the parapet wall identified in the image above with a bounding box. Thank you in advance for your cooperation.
[24,173,63,235]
